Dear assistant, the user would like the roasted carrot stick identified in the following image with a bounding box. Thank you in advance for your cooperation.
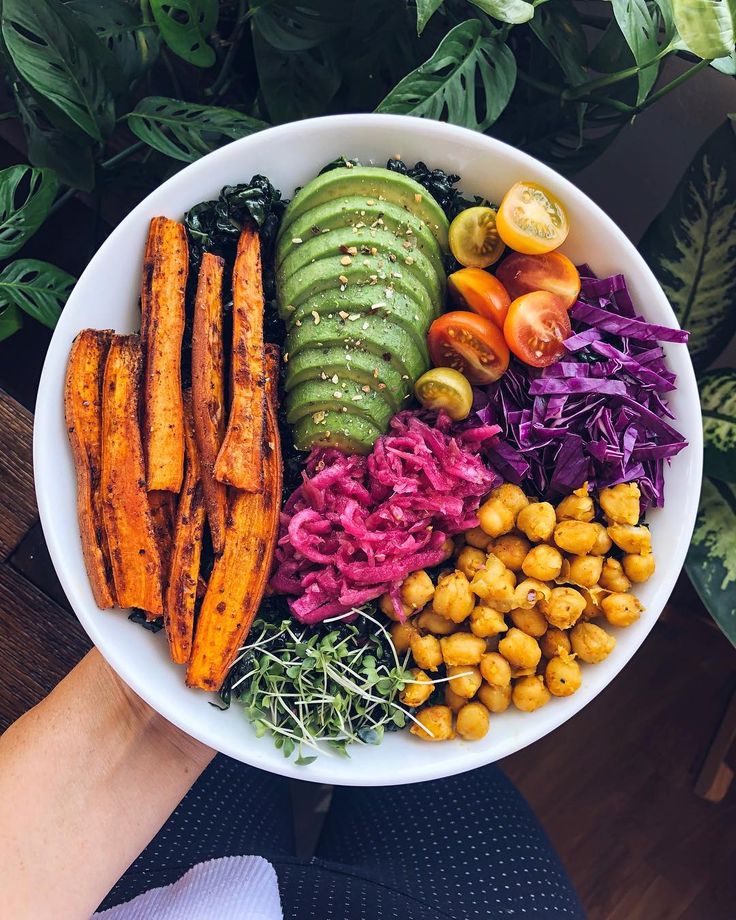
[148,490,175,575]
[191,253,227,553]
[164,391,205,665]
[187,345,281,691]
[65,328,117,609]
[213,225,265,492]
[101,334,164,617]
[140,216,188,493]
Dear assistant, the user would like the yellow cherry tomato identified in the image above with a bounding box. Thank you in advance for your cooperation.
[448,206,505,268]
[496,181,570,255]
[415,367,473,421]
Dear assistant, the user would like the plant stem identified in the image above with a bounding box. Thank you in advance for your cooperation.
[562,44,673,101]
[161,48,183,98]
[101,141,146,170]
[207,0,248,101]
[517,71,563,98]
[48,187,77,217]
[635,58,709,112]
[0,111,17,122]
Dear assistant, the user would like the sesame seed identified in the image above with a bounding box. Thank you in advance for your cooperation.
[371,302,386,310]
[362,321,369,330]
[377,382,386,389]
[320,372,327,380]
[373,368,379,378]
[286,304,295,312]
[283,352,289,363]
[403,240,412,250]
[295,319,302,327]
[388,253,397,262]
[347,246,358,255]
[331,374,339,384]
[340,255,352,266]
[362,385,371,393]
[352,394,363,401]
[339,274,349,285]
[342,407,348,412]
[311,310,320,325]
[338,310,350,319]
[366,198,376,205]
[370,247,378,255]
[405,256,415,265]
[291,237,303,244]
[414,193,422,203]
[334,390,343,399]
[348,313,360,321]
[313,411,326,424]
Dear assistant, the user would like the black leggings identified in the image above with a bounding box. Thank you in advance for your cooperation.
[101,755,585,919]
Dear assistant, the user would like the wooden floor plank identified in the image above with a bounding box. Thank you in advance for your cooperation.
[0,391,36,561]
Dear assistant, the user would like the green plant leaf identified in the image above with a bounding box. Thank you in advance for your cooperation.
[0,303,22,342]
[1,0,117,141]
[127,96,268,162]
[700,368,736,482]
[530,0,587,85]
[68,0,160,86]
[252,0,347,51]
[0,166,58,260]
[416,0,444,33]
[711,48,736,74]
[149,0,217,67]
[611,0,662,105]
[639,119,736,371]
[0,259,74,329]
[686,476,736,647]
[671,0,735,59]
[376,19,517,133]
[468,0,535,24]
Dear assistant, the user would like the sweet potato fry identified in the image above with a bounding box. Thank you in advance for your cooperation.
[141,216,188,493]
[164,391,205,665]
[191,253,227,554]
[101,334,164,617]
[187,345,282,691]
[65,329,117,609]
[213,225,265,492]
[148,490,175,574]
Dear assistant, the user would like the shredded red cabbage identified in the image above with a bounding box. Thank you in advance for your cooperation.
[271,411,502,623]
[472,270,688,511]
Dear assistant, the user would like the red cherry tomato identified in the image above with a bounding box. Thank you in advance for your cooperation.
[503,291,571,368]
[428,311,510,384]
[447,267,512,328]
[496,252,581,310]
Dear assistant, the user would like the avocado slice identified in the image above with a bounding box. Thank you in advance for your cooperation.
[287,311,429,384]
[293,410,383,455]
[279,227,444,310]
[286,378,394,431]
[285,346,408,413]
[276,196,445,276]
[280,167,449,250]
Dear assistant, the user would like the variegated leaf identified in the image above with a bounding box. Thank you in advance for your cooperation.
[700,368,736,482]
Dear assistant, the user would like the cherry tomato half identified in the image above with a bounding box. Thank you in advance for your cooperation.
[447,267,512,329]
[495,252,581,310]
[503,291,571,368]
[448,206,505,268]
[496,181,570,255]
[428,311,510,384]
[415,367,473,421]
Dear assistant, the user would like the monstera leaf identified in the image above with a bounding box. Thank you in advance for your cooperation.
[700,368,736,483]
[0,166,58,260]
[640,118,736,371]
[377,19,517,133]
[671,0,736,59]
[0,259,75,328]
[148,0,217,67]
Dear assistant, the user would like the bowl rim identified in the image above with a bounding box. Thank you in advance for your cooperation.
[33,113,703,785]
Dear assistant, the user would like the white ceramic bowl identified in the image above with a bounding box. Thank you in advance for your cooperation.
[34,114,702,785]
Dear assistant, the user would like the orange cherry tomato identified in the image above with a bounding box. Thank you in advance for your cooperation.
[447,267,512,328]
[496,181,569,255]
[503,291,571,368]
[428,311,510,385]
[495,252,581,310]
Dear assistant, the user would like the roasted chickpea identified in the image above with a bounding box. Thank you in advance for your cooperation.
[553,520,599,555]
[410,705,455,741]
[400,570,435,612]
[607,524,652,556]
[471,556,516,605]
[447,664,483,699]
[511,606,548,638]
[579,587,604,620]
[480,651,512,687]
[542,586,586,630]
[568,554,604,588]
[539,627,572,659]
[465,526,492,550]
[498,627,542,670]
[510,664,537,679]
[433,571,475,623]
[478,498,516,538]
[456,701,490,741]
[622,552,655,583]
[390,619,419,654]
[379,592,410,622]
[491,533,532,571]
[599,482,641,525]
[570,622,616,663]
[456,546,488,580]
[545,654,582,697]
[555,492,595,522]
[439,537,455,561]
[513,578,552,610]
[601,592,643,628]
[410,633,443,671]
[469,604,508,638]
[416,609,457,635]
[490,483,530,517]
[589,523,613,556]
[516,502,556,543]
[599,557,632,592]
[478,681,511,713]
[445,684,466,713]
[400,669,434,707]
[440,632,487,667]
[522,544,563,581]
[512,675,551,712]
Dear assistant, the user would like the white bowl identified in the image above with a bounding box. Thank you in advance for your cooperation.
[34,114,702,785]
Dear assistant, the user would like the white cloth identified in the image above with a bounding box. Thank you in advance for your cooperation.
[92,855,282,920]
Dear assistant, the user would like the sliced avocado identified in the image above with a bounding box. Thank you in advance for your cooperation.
[276,196,444,276]
[287,311,429,384]
[286,378,394,431]
[279,227,444,310]
[280,167,449,250]
[285,346,407,413]
[293,410,382,455]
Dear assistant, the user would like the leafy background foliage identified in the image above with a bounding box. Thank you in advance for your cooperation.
[0,0,733,640]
